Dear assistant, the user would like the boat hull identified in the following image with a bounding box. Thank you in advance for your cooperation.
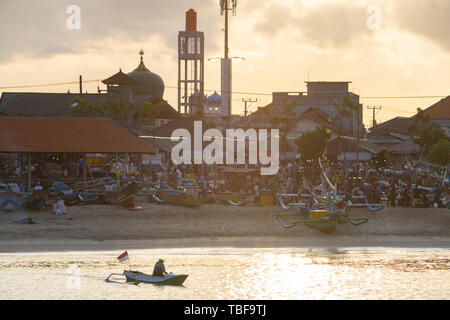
[305,219,337,234]
[123,271,188,286]
[167,194,203,208]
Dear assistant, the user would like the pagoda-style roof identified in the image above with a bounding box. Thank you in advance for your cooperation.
[102,69,139,86]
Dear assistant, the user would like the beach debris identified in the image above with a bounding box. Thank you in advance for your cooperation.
[0,191,23,212]
[53,200,67,215]
[26,189,48,210]
[13,217,36,224]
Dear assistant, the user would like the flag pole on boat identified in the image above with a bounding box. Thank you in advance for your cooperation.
[117,251,131,270]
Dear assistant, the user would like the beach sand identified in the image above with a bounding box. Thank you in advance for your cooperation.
[1,198,449,252]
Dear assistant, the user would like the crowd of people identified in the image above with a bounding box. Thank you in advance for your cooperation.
[1,153,448,209]
[146,158,449,209]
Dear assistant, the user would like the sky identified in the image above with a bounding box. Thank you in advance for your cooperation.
[0,0,449,128]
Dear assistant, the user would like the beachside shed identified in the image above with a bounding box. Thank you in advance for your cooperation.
[0,116,155,189]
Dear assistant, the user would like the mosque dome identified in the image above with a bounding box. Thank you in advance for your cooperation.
[207,91,221,105]
[127,49,165,98]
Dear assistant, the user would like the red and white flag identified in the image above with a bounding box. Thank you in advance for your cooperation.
[117,251,129,262]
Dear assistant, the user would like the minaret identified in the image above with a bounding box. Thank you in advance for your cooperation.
[178,9,205,114]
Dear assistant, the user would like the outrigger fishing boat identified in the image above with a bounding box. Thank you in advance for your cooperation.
[105,270,188,286]
[106,251,188,286]
[276,159,373,234]
[208,191,255,206]
[276,193,369,234]
[152,182,204,208]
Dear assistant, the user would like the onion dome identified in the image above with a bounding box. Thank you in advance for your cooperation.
[127,49,165,97]
[207,91,221,105]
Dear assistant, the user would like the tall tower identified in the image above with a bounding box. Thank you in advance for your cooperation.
[178,9,205,114]
[220,0,237,117]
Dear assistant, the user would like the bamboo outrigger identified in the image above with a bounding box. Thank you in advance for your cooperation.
[275,193,369,234]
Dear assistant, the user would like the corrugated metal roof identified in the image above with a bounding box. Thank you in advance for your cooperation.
[0,116,155,153]
[386,139,420,154]
[0,92,183,120]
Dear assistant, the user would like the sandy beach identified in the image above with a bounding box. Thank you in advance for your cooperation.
[0,198,449,252]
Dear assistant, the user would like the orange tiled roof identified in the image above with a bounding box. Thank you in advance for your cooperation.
[0,116,155,153]
[424,96,450,120]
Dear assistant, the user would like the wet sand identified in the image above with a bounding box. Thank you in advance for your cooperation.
[1,199,449,252]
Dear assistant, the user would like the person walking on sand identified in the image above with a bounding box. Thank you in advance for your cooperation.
[152,258,168,277]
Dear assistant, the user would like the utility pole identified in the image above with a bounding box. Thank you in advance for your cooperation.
[242,98,257,117]
[367,105,382,128]
[220,0,237,118]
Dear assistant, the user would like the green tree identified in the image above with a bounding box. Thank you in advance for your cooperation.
[413,124,447,154]
[332,97,360,137]
[101,98,135,121]
[70,97,104,117]
[426,139,450,166]
[138,101,165,123]
[409,107,430,132]
[295,127,331,161]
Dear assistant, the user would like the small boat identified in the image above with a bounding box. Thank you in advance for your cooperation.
[106,270,188,286]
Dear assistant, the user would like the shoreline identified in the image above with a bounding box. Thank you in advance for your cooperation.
[1,236,450,253]
[1,202,449,253]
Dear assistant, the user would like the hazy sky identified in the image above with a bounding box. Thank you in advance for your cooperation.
[0,0,449,127]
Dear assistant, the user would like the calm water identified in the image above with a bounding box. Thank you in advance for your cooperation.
[0,247,449,299]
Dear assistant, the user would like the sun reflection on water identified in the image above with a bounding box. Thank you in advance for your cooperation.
[0,248,448,299]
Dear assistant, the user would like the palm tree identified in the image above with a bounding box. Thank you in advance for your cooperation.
[409,108,429,133]
[138,101,165,124]
[70,97,104,117]
[101,98,135,121]
[332,97,361,170]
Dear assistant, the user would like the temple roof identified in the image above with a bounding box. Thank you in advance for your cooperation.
[102,69,139,86]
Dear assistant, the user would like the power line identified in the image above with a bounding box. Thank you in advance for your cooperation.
[367,105,382,127]
[0,79,447,99]
[0,79,101,90]
[242,98,257,117]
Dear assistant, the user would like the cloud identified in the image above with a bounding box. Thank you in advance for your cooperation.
[250,1,371,49]
[392,0,450,52]
[252,3,296,38]
[0,0,220,63]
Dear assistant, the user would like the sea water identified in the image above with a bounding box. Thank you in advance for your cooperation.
[0,247,448,299]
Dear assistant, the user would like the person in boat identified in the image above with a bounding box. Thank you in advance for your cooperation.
[152,258,167,277]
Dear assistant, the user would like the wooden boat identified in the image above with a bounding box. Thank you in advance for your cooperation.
[275,194,369,234]
[153,192,203,208]
[105,271,188,286]
[167,193,203,208]
[152,183,204,208]
[208,192,254,206]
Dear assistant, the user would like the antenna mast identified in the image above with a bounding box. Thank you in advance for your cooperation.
[220,0,237,117]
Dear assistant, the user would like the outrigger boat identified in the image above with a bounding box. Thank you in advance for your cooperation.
[152,182,204,208]
[105,270,188,286]
[276,161,371,234]
[275,193,369,234]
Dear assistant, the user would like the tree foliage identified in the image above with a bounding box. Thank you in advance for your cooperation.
[332,97,360,136]
[413,124,447,154]
[425,139,450,166]
[138,101,165,123]
[295,127,331,161]
[70,97,104,117]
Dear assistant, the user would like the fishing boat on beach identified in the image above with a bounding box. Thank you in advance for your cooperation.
[275,193,369,234]
[152,182,204,208]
